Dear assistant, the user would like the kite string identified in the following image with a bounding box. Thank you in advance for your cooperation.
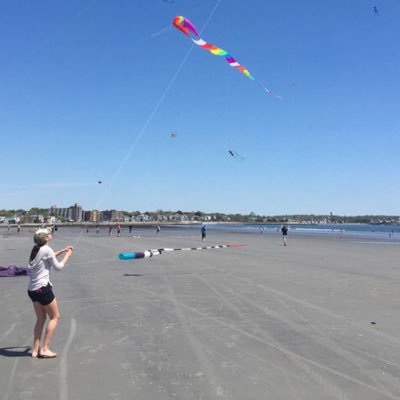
[72,0,224,248]
[91,0,224,205]
[151,25,172,38]
[198,0,223,36]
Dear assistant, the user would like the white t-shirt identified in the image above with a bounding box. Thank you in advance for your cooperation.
[27,245,64,291]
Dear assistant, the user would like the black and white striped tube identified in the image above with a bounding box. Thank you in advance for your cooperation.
[119,243,245,260]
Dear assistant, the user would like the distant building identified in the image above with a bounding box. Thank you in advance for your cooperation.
[50,203,83,222]
[91,210,99,223]
[45,216,56,224]
[50,205,59,215]
[135,214,149,222]
[50,204,126,223]
[83,211,92,222]
[112,210,124,222]
[31,215,44,224]
[54,207,72,221]
[71,203,83,222]
[101,210,113,222]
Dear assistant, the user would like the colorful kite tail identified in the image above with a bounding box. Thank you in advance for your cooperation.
[173,16,281,99]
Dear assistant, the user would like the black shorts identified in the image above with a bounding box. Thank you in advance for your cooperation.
[28,283,55,306]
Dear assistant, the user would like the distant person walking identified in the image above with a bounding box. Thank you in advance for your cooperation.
[117,224,121,237]
[201,224,207,241]
[96,224,100,234]
[281,225,288,246]
[108,225,113,236]
[156,225,161,234]
[26,228,73,358]
[129,225,133,234]
[17,224,21,233]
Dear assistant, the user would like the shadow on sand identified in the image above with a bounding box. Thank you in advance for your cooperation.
[0,346,31,358]
[123,273,144,277]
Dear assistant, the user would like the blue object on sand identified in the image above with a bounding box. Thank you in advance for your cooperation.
[119,252,145,260]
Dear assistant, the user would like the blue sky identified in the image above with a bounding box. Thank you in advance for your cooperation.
[1,0,399,215]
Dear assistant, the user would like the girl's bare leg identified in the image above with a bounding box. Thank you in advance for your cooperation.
[40,298,60,357]
[32,302,46,357]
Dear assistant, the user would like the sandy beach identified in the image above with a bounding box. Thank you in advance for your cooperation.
[1,226,400,400]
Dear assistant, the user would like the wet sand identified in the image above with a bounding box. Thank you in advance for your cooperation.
[1,226,400,399]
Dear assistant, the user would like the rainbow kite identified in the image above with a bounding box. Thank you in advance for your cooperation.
[173,16,281,99]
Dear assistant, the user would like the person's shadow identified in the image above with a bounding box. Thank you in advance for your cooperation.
[0,347,31,357]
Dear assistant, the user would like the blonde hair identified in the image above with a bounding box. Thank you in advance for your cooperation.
[33,228,52,245]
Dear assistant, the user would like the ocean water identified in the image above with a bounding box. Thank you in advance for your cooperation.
[175,223,400,242]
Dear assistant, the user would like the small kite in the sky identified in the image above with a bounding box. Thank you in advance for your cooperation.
[228,150,245,161]
[172,16,281,100]
[170,131,177,138]
[373,6,378,15]
[98,180,102,184]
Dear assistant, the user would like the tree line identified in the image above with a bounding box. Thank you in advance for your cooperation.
[1,208,399,225]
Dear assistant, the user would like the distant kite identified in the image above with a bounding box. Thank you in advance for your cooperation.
[373,6,378,15]
[172,16,281,99]
[98,180,102,184]
[228,150,245,161]
[170,131,177,138]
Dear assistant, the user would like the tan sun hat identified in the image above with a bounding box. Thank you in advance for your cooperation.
[33,228,52,245]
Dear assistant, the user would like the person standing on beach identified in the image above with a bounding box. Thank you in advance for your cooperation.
[26,228,74,358]
[156,225,161,234]
[96,224,100,234]
[201,224,207,241]
[117,224,121,237]
[108,225,113,236]
[281,225,288,246]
